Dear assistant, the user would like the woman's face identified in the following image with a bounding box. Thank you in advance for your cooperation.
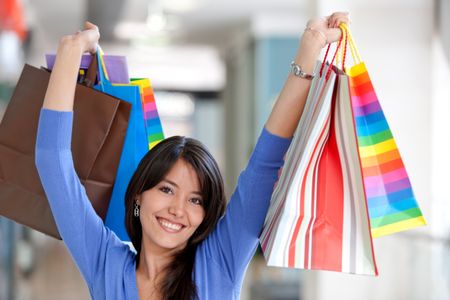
[137,158,205,253]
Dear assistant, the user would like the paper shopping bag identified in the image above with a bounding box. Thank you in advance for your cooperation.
[260,40,377,275]
[0,57,131,239]
[93,51,149,241]
[46,54,130,84]
[130,78,164,149]
[340,23,426,238]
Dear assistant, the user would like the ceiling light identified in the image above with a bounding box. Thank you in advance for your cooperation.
[146,13,167,32]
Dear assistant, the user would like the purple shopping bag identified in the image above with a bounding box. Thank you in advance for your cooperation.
[45,54,130,84]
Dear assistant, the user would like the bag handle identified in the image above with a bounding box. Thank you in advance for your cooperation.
[83,46,111,90]
[95,46,112,92]
[319,27,346,79]
[96,46,111,82]
[339,23,362,66]
[336,27,348,70]
[84,54,98,87]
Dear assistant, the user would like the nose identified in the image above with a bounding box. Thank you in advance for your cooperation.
[168,196,185,217]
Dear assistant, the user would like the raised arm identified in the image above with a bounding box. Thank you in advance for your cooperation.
[265,12,350,138]
[35,23,127,288]
[201,12,350,283]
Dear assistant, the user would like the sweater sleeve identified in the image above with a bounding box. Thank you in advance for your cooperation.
[201,127,292,283]
[35,108,119,289]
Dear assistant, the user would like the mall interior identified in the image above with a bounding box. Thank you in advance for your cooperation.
[1,0,449,299]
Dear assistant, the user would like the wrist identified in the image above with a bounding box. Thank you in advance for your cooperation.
[302,28,327,49]
[301,29,327,52]
[292,32,323,75]
[300,30,325,54]
[58,35,85,54]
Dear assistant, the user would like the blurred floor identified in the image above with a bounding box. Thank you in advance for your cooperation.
[15,233,89,300]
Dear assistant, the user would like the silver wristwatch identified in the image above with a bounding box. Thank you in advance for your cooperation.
[290,61,315,80]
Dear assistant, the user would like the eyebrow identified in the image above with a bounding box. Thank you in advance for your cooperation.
[162,179,202,196]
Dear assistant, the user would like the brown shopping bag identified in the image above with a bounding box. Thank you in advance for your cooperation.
[0,59,131,239]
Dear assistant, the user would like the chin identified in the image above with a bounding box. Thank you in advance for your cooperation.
[159,241,188,252]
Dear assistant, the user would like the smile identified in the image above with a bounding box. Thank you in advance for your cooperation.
[157,217,185,233]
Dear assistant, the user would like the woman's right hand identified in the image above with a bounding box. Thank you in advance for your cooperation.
[43,21,100,111]
[60,21,100,54]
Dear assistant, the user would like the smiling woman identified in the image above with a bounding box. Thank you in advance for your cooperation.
[124,135,225,299]
[34,12,350,300]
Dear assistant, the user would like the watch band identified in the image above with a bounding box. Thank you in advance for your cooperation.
[290,61,315,80]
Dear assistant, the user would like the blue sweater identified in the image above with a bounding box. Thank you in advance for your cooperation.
[35,109,291,299]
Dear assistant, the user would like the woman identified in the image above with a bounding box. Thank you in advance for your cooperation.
[35,12,350,300]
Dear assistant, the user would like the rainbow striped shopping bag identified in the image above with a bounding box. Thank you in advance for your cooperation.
[130,78,164,149]
[341,24,426,238]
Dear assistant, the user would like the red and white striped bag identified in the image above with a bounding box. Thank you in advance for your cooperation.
[260,45,378,275]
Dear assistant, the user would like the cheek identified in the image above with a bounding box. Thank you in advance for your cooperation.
[191,208,206,227]
[139,205,153,226]
[140,194,165,213]
[139,203,151,219]
[138,201,159,226]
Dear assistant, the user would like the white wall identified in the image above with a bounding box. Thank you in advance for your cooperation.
[429,35,450,300]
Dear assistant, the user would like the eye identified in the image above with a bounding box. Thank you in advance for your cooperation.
[189,198,203,206]
[159,185,174,194]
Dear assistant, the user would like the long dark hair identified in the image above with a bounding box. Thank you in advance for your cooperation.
[125,136,226,300]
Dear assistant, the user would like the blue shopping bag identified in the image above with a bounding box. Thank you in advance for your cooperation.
[94,50,148,241]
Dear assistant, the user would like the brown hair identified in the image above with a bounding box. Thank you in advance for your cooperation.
[125,136,226,300]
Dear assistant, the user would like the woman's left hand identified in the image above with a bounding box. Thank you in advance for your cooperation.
[264,11,351,138]
[305,12,351,47]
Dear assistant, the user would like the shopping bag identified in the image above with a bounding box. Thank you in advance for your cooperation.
[0,56,131,239]
[94,51,149,241]
[340,23,426,238]
[130,78,164,149]
[260,36,378,275]
[46,54,130,84]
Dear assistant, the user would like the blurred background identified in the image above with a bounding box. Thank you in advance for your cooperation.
[0,0,449,299]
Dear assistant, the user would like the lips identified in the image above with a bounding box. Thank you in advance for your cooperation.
[156,217,185,233]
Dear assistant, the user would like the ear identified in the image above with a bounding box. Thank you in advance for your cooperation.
[135,194,141,205]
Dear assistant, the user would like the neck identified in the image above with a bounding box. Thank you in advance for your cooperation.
[136,242,176,300]
[137,241,176,280]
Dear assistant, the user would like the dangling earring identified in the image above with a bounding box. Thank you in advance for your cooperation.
[134,201,140,217]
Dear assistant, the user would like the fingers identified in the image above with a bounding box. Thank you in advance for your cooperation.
[84,22,100,42]
[84,21,99,32]
[73,21,100,54]
[328,28,344,44]
[327,12,350,28]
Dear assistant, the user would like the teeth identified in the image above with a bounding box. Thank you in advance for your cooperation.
[158,218,182,231]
